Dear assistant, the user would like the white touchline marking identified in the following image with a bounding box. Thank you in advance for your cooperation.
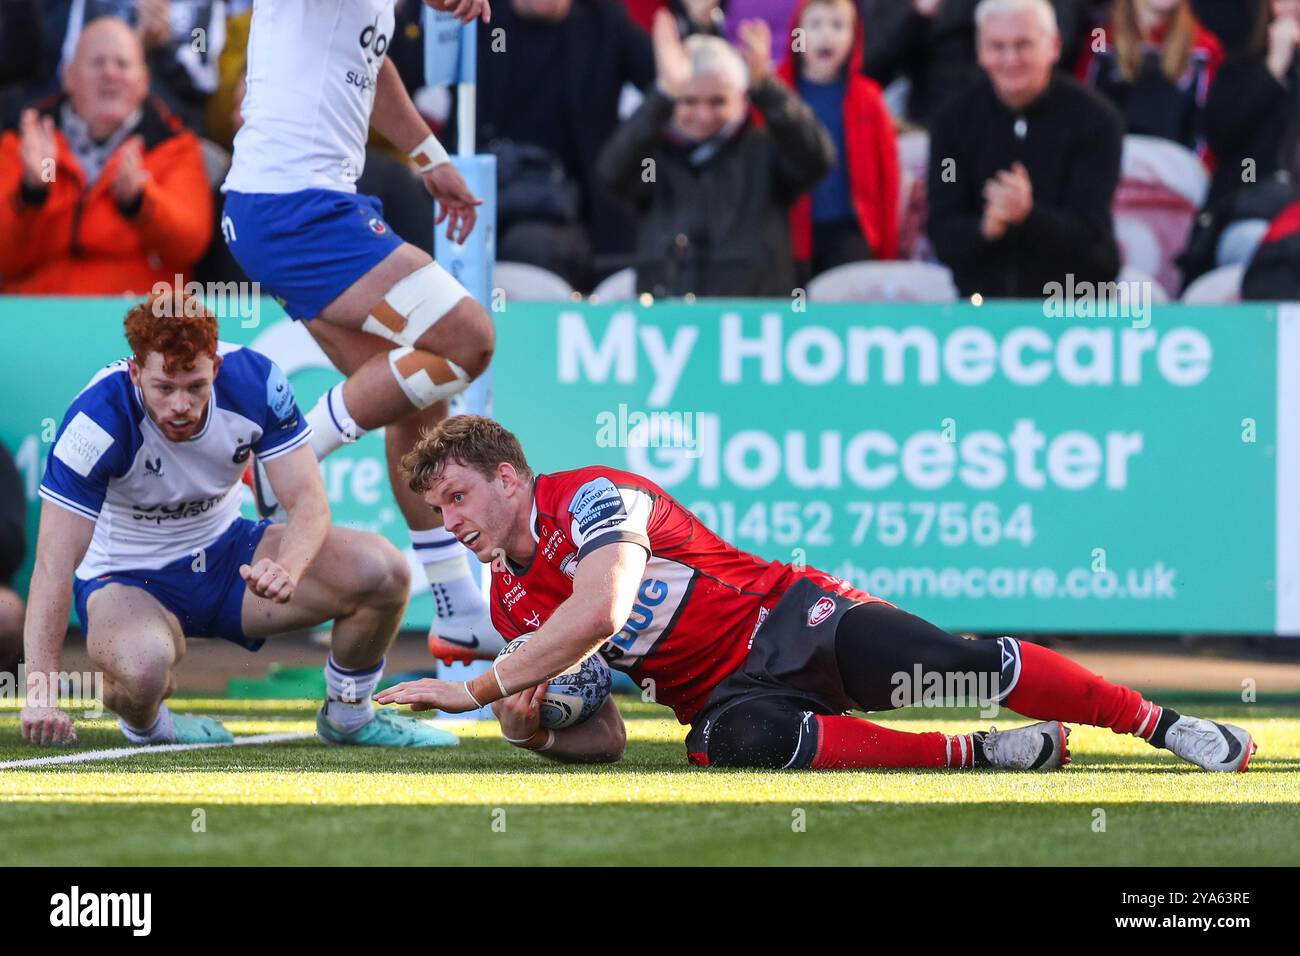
[0,731,316,770]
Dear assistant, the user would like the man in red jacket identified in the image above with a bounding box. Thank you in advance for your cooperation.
[379,415,1257,774]
[0,17,211,294]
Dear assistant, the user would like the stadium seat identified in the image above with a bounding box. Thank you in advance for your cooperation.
[591,267,637,302]
[1117,265,1170,303]
[1180,263,1245,304]
[807,261,958,302]
[493,261,576,302]
[1112,135,1208,298]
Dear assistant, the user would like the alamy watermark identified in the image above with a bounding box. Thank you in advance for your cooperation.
[890,666,1002,719]
[595,404,703,458]
[6,664,105,717]
[151,274,262,328]
[1042,274,1152,329]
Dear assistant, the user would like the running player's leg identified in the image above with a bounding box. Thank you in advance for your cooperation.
[306,243,493,453]
[241,524,455,746]
[84,585,227,744]
[303,320,501,656]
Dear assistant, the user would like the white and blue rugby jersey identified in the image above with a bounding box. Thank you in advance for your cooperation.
[39,344,311,580]
[223,0,396,194]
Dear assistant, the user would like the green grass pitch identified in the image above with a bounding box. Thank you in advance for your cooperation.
[0,697,1296,866]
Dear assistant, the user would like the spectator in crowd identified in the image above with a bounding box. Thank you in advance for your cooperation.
[1078,0,1224,160]
[1206,0,1300,205]
[1242,197,1300,298]
[597,10,834,296]
[927,0,1122,298]
[776,0,899,276]
[1191,0,1262,56]
[0,442,26,677]
[862,0,1086,126]
[69,1,227,133]
[1180,0,1299,281]
[0,18,212,294]
[469,0,656,290]
[2,1,227,135]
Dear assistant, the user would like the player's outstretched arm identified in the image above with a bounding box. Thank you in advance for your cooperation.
[492,541,648,693]
[243,445,330,603]
[370,59,483,243]
[21,501,95,746]
[494,692,627,763]
[376,541,647,713]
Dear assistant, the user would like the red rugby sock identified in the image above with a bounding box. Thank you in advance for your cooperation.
[1006,641,1161,738]
[810,715,981,769]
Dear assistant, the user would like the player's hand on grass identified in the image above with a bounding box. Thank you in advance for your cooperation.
[374,677,478,713]
[495,682,548,742]
[422,163,483,244]
[21,705,76,747]
[18,108,58,189]
[422,0,491,26]
[240,558,297,603]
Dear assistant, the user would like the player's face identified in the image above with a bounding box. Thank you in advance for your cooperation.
[426,461,527,564]
[976,10,1059,111]
[130,352,221,443]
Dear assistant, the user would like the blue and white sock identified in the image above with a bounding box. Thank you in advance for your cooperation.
[306,383,365,460]
[410,526,471,585]
[412,527,499,643]
[120,702,176,744]
[323,655,383,732]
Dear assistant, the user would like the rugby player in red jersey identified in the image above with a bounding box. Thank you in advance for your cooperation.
[377,416,1256,772]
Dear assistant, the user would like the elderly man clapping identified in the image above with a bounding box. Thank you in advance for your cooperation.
[0,17,211,294]
[597,10,835,298]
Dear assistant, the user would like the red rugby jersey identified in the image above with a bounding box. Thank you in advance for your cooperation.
[488,465,881,724]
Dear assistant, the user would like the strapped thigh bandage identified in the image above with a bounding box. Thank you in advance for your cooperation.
[362,262,470,347]
[387,346,470,408]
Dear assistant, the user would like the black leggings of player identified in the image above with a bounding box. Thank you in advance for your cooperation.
[705,603,1005,769]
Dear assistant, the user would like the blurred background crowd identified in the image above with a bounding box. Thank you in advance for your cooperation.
[1,0,1298,306]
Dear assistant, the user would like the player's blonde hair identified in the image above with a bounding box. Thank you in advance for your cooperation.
[403,415,533,493]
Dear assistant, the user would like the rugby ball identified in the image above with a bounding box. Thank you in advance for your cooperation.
[495,636,612,729]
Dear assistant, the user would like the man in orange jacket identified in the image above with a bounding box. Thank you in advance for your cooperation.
[0,17,211,295]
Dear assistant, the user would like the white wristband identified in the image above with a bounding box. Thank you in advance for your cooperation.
[503,729,554,751]
[462,681,484,710]
[408,132,450,172]
[492,663,510,699]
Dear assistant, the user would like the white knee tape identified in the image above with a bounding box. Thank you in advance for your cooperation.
[387,346,470,408]
[361,262,471,347]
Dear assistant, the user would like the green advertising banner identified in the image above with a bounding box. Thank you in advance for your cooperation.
[1,297,1296,634]
[490,299,1299,635]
